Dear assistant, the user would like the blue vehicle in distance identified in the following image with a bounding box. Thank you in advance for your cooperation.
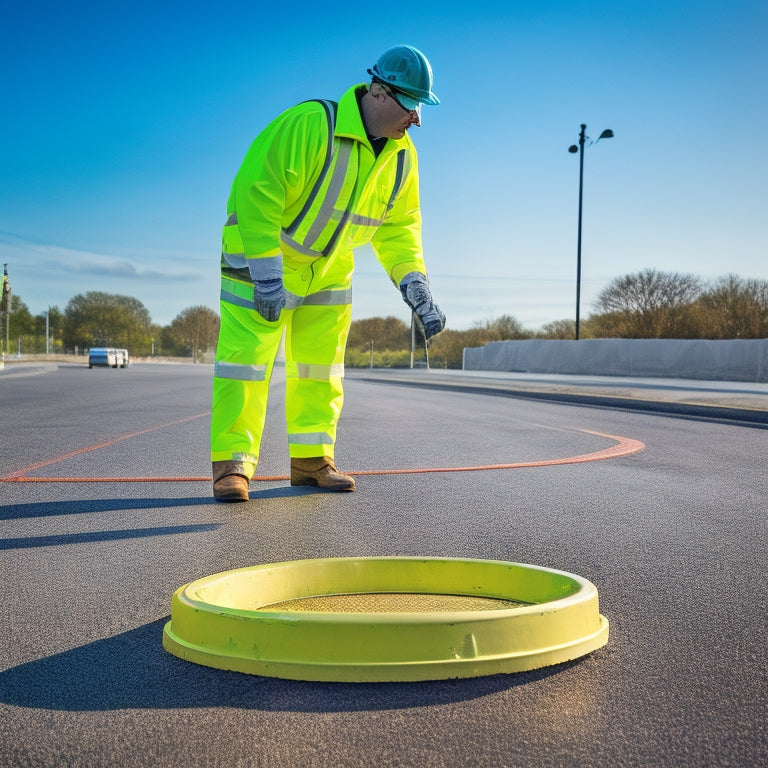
[88,347,124,369]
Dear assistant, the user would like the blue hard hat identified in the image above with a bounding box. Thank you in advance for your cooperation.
[367,45,440,112]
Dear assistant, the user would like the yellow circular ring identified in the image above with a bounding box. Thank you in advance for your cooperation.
[163,557,609,682]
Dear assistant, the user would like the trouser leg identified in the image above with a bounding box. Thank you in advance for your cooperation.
[210,298,284,476]
[284,299,352,460]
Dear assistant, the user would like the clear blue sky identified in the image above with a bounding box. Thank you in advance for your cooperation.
[2,0,766,331]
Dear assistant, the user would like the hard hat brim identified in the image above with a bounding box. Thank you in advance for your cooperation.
[395,90,440,110]
[367,67,440,109]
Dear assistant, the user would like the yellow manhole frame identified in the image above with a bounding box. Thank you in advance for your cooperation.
[163,557,608,682]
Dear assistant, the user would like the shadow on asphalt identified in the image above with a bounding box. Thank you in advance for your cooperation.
[0,619,581,713]
[0,523,220,550]
[0,487,342,522]
[0,496,215,521]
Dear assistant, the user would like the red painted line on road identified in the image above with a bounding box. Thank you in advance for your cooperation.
[1,430,644,483]
[2,413,209,480]
[352,431,645,473]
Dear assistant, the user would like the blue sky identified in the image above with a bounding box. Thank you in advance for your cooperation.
[1,0,766,331]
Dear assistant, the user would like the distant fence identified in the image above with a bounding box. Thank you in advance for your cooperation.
[462,339,768,382]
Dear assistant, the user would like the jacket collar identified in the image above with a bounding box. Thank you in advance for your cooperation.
[334,83,411,156]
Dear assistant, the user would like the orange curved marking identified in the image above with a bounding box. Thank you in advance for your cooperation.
[1,430,644,483]
[1,413,209,480]
[350,430,645,475]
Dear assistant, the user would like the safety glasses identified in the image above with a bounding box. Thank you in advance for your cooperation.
[379,82,421,121]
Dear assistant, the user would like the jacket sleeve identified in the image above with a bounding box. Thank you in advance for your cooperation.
[369,144,428,286]
[227,104,329,281]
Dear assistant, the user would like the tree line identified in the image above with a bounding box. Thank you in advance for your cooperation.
[1,291,219,360]
[3,270,766,367]
[348,270,768,369]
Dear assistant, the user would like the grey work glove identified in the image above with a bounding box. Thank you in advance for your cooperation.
[253,278,285,322]
[399,273,446,340]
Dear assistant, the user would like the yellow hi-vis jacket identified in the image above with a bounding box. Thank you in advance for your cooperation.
[220,84,428,301]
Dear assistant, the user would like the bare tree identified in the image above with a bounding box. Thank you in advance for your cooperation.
[538,319,576,339]
[696,274,768,339]
[591,269,702,338]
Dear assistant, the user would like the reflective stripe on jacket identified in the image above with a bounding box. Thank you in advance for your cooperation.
[220,84,427,287]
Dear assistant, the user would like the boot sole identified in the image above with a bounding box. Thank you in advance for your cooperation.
[290,478,355,491]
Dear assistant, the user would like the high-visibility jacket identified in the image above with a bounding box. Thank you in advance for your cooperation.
[219,83,428,300]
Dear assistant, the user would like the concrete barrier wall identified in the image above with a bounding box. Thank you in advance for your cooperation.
[462,339,768,382]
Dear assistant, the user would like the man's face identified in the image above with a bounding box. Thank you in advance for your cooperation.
[372,82,420,139]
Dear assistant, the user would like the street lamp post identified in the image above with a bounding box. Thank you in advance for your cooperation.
[2,263,10,359]
[568,125,613,340]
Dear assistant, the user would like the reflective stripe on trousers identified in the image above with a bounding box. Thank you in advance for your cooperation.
[214,361,268,381]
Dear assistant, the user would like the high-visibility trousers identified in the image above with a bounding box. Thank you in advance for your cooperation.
[210,268,352,474]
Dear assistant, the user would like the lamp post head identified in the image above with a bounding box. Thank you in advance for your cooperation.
[569,128,614,152]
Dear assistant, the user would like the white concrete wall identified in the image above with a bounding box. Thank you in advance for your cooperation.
[462,339,768,382]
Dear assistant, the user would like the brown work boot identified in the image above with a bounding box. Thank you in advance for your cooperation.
[290,456,356,491]
[212,460,251,502]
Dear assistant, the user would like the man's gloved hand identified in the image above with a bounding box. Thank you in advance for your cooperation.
[399,273,446,340]
[253,278,285,322]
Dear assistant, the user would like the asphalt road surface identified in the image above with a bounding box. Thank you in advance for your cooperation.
[1,362,766,768]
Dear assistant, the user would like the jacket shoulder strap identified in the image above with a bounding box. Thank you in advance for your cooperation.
[283,99,338,237]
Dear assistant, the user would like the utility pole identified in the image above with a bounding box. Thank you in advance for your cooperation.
[2,264,10,360]
[409,312,415,369]
[568,125,614,340]
[574,125,586,340]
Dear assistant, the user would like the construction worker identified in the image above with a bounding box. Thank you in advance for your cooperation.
[211,45,446,502]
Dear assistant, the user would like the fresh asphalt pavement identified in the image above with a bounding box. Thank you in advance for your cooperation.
[0,361,766,768]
